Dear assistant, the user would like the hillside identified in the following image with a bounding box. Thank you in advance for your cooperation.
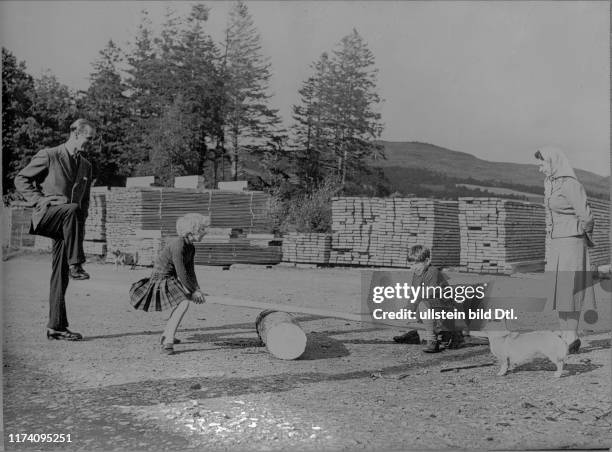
[373,141,610,199]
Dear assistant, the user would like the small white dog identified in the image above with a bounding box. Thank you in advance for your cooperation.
[471,329,569,378]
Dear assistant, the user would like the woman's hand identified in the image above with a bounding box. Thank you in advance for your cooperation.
[192,290,206,304]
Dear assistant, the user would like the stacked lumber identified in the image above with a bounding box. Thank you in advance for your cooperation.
[194,242,281,266]
[205,190,272,233]
[105,188,147,262]
[281,233,332,264]
[139,189,211,238]
[34,235,53,251]
[7,206,35,248]
[329,197,460,268]
[105,187,276,266]
[129,237,163,267]
[83,240,107,256]
[588,198,610,266]
[458,197,546,274]
[84,190,107,241]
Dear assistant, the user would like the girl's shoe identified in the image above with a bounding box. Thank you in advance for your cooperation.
[161,343,175,355]
[160,336,181,345]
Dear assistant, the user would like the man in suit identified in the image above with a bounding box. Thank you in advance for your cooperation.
[14,119,96,340]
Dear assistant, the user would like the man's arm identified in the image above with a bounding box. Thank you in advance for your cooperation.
[14,149,49,206]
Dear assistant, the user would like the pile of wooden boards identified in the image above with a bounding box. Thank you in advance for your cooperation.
[194,241,281,266]
[105,187,277,266]
[281,233,332,264]
[588,198,611,266]
[83,189,108,256]
[458,197,546,274]
[329,197,461,268]
[6,206,35,248]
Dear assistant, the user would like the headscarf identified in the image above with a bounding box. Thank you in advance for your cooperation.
[536,145,577,198]
[536,145,577,179]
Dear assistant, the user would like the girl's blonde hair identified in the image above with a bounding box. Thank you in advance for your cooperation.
[176,213,210,237]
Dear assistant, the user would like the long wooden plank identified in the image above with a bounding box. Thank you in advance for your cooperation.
[206,295,549,328]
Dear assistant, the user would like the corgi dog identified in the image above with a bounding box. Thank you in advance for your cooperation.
[112,250,139,270]
[471,328,569,378]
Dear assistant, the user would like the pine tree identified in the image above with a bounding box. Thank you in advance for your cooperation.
[80,40,133,186]
[2,48,34,196]
[291,29,384,189]
[291,53,336,189]
[330,29,384,185]
[221,1,280,181]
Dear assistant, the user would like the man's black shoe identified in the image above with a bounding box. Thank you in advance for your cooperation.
[69,264,90,280]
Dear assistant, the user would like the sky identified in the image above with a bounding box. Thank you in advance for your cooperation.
[1,1,610,176]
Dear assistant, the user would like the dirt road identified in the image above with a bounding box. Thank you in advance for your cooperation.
[3,253,611,450]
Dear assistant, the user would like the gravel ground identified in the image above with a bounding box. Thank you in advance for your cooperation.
[2,252,611,451]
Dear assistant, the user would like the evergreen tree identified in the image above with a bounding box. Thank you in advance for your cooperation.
[2,48,34,196]
[80,40,133,186]
[291,29,384,189]
[221,1,280,181]
[291,53,336,190]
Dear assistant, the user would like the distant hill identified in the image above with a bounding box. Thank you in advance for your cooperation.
[372,141,610,199]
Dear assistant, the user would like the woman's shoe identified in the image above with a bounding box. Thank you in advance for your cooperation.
[46,329,83,341]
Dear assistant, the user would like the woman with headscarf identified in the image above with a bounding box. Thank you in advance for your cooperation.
[535,146,595,354]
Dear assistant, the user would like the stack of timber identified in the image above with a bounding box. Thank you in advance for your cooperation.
[83,240,107,256]
[458,197,546,274]
[105,187,277,266]
[194,240,281,266]
[329,197,460,268]
[588,198,611,266]
[84,188,108,256]
[7,206,35,248]
[281,233,332,264]
[544,197,610,267]
[194,228,281,266]
[130,236,163,267]
[34,235,53,251]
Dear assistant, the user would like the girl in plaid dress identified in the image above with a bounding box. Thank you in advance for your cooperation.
[130,213,209,355]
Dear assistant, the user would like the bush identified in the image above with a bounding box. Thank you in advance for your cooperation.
[271,177,340,233]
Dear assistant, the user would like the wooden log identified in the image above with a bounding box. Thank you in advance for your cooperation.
[255,310,307,360]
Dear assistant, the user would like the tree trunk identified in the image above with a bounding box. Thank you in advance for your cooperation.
[230,133,239,181]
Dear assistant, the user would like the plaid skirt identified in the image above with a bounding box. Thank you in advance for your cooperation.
[129,275,189,312]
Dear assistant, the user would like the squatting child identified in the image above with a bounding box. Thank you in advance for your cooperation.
[129,213,209,355]
[410,244,464,353]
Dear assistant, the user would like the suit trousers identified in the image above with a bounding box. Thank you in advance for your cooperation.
[33,203,85,330]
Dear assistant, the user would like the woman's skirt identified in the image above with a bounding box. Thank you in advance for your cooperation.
[129,275,189,312]
[545,236,595,312]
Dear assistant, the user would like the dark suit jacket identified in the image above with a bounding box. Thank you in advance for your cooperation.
[14,144,92,231]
